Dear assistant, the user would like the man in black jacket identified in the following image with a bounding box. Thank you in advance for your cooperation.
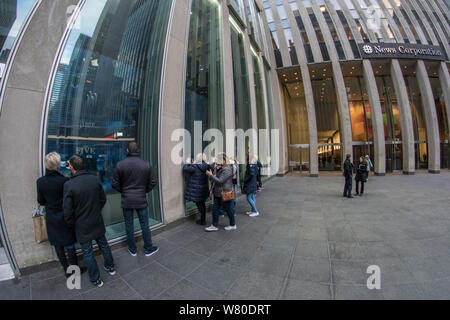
[343,154,355,199]
[63,155,115,288]
[112,142,158,257]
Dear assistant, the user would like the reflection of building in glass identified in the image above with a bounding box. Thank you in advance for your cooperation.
[0,0,17,57]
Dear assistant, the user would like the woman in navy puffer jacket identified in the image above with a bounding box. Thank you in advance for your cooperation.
[244,156,260,217]
[183,154,211,225]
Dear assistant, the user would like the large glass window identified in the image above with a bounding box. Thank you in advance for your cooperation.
[185,0,224,157]
[0,0,37,84]
[230,17,252,180]
[45,0,172,240]
[284,76,310,173]
[311,65,342,171]
[184,0,223,214]
[375,73,402,172]
[343,63,373,163]
[404,75,428,170]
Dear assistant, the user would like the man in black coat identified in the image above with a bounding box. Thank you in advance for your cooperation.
[63,155,115,287]
[343,154,355,199]
[112,142,159,257]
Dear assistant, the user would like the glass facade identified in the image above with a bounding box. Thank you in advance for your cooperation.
[185,0,224,158]
[184,0,223,213]
[230,17,252,180]
[404,75,428,169]
[0,0,37,85]
[376,75,402,172]
[311,66,342,171]
[45,0,173,241]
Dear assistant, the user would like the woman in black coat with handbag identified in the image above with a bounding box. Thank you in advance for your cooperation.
[37,152,84,276]
[355,156,368,196]
[183,153,211,225]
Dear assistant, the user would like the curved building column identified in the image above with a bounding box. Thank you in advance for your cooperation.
[416,60,441,173]
[221,3,236,158]
[362,60,386,175]
[159,0,189,224]
[439,63,450,146]
[0,0,79,268]
[390,59,415,174]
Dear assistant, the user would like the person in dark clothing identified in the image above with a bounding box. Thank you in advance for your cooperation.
[64,155,115,288]
[244,156,260,217]
[112,142,159,257]
[205,153,236,232]
[355,156,368,196]
[37,152,85,277]
[343,154,354,198]
[183,153,210,225]
[256,159,263,192]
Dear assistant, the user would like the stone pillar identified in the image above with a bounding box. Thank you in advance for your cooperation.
[362,59,386,175]
[159,0,189,224]
[221,3,236,159]
[0,0,79,268]
[416,60,440,173]
[439,62,450,146]
[390,59,415,174]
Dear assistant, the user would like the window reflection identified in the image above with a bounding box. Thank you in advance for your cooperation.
[45,0,173,240]
[0,0,37,83]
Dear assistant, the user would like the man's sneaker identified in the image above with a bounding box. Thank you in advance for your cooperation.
[93,279,104,288]
[128,249,137,257]
[145,246,159,257]
[205,225,219,232]
[246,212,252,215]
[249,212,260,217]
[224,225,237,231]
[103,265,116,276]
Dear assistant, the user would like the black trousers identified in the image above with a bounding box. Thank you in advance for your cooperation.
[195,201,206,223]
[343,176,353,197]
[54,245,79,271]
[356,180,365,195]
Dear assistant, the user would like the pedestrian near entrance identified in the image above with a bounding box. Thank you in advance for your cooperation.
[355,156,368,196]
[37,152,85,278]
[183,153,211,225]
[112,142,159,258]
[365,155,373,181]
[244,156,260,217]
[343,154,354,198]
[63,155,115,288]
[205,153,236,232]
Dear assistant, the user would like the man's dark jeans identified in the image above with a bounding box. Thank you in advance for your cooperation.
[212,197,235,227]
[80,235,114,283]
[343,176,353,197]
[123,208,153,252]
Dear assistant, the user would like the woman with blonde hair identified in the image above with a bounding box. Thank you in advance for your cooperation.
[183,153,211,225]
[37,152,85,277]
[205,153,236,231]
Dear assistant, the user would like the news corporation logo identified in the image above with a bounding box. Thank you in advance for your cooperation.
[363,45,373,55]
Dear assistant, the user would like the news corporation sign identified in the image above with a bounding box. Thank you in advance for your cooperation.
[358,43,445,61]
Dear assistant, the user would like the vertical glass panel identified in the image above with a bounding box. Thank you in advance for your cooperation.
[0,0,37,83]
[230,21,252,180]
[252,51,266,131]
[45,0,172,240]
[376,75,402,172]
[185,0,224,157]
[311,69,342,171]
[230,21,252,133]
[405,75,428,169]
[345,76,372,142]
[285,80,310,173]
[264,65,275,132]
